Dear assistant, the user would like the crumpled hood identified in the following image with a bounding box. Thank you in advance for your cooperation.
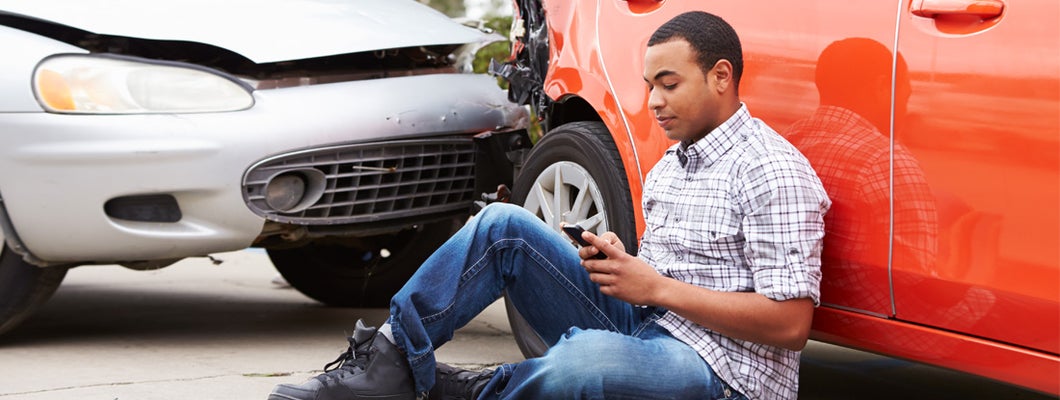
[0,0,490,64]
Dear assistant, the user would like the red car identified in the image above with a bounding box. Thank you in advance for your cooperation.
[489,0,1059,394]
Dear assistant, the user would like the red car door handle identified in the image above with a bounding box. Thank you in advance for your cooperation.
[911,0,1005,18]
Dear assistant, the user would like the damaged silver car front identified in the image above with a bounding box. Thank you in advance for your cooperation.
[0,0,528,335]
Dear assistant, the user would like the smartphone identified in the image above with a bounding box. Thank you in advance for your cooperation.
[562,225,606,259]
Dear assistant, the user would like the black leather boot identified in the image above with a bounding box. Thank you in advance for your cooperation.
[268,320,416,400]
[428,363,494,400]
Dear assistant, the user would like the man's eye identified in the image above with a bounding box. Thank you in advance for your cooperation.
[662,83,677,90]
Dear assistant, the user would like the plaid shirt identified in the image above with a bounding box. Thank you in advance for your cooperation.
[639,104,830,400]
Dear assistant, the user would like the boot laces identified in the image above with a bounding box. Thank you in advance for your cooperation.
[317,336,371,382]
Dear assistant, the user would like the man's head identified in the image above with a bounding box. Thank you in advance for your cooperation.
[644,11,744,143]
[648,12,744,88]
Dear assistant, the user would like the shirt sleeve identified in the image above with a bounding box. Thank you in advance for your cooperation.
[738,153,829,306]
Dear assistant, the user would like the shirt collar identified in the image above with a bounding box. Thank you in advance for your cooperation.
[669,103,753,169]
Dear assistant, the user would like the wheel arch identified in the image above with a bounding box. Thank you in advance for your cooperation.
[501,0,647,236]
[542,90,647,238]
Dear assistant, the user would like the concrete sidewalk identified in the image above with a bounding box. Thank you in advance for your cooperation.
[0,250,521,399]
[0,250,1050,399]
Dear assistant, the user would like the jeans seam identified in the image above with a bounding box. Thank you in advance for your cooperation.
[457,239,515,284]
[631,311,662,337]
[493,365,511,396]
[514,239,619,332]
[416,239,515,326]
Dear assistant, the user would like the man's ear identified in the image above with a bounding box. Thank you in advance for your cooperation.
[711,59,734,93]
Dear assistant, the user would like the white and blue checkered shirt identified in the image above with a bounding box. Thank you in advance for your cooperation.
[639,104,830,400]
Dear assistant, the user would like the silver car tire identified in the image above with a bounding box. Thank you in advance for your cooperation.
[506,121,637,358]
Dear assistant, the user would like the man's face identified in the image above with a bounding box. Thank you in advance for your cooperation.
[643,39,721,143]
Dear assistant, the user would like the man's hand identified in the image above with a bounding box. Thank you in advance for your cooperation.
[578,230,664,306]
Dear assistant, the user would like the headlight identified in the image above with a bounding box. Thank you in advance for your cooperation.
[33,54,254,114]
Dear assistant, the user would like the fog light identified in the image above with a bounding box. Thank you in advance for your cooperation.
[265,173,306,211]
[262,169,326,213]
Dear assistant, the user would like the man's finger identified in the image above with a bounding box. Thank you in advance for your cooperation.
[582,230,617,258]
[578,245,601,260]
[582,259,614,274]
[587,270,615,286]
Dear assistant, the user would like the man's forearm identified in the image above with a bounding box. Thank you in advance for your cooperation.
[651,279,815,351]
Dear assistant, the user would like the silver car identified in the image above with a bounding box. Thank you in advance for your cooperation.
[0,0,527,334]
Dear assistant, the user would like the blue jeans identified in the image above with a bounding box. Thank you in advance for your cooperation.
[388,203,746,399]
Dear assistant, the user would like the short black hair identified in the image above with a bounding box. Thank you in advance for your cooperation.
[648,11,743,88]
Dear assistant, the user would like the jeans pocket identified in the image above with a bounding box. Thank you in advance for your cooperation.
[631,309,667,338]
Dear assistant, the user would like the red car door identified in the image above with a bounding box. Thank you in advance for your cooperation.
[892,0,1059,361]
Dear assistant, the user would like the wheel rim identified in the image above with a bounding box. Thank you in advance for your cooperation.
[522,161,609,236]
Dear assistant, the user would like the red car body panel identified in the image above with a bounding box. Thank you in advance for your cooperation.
[512,0,1060,394]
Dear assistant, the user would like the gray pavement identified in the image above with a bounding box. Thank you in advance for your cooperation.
[0,250,1052,399]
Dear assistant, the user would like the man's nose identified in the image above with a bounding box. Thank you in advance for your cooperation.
[647,89,663,110]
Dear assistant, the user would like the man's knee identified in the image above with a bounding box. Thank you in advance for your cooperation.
[475,203,541,234]
[477,202,527,222]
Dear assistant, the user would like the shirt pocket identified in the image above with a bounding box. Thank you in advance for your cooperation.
[643,203,668,237]
[678,210,743,263]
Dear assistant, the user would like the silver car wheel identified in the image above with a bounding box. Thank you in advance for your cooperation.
[521,161,609,237]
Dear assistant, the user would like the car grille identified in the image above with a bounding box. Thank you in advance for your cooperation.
[243,138,476,225]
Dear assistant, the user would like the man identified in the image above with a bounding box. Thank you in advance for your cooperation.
[269,11,828,400]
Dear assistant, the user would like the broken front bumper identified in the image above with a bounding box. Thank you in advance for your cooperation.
[0,73,526,265]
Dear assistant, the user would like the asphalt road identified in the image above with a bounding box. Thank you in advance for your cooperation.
[0,250,1052,399]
